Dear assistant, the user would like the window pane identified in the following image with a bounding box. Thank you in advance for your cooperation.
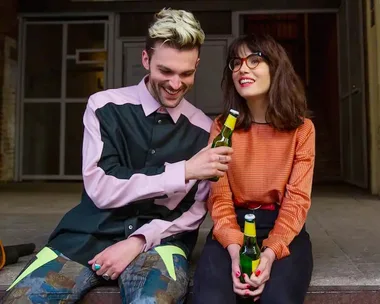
[78,50,107,62]
[25,24,62,98]
[23,103,60,175]
[65,103,86,175]
[66,60,104,98]
[67,23,105,55]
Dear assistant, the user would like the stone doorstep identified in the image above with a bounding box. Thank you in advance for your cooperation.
[2,285,380,304]
[1,251,380,303]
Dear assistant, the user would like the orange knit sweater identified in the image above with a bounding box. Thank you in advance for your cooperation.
[208,118,315,259]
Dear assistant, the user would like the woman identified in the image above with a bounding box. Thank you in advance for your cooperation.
[192,33,315,304]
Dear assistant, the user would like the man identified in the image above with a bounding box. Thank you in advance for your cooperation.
[2,8,232,304]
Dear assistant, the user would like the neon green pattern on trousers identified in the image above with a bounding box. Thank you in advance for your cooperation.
[154,245,186,281]
[7,247,58,291]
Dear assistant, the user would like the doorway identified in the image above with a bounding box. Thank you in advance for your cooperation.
[234,3,368,187]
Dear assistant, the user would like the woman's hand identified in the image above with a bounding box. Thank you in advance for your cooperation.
[243,247,276,301]
[227,244,257,298]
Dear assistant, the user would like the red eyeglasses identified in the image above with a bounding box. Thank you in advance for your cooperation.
[228,52,267,72]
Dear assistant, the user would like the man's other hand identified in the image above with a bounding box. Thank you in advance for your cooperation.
[88,236,145,280]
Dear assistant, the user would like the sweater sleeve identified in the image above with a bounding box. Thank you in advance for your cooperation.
[207,120,244,248]
[262,119,316,259]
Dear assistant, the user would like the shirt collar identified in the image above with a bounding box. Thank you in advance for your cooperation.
[137,76,184,123]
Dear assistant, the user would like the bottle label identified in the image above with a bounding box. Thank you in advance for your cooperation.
[252,258,260,271]
[224,114,237,130]
[244,222,257,237]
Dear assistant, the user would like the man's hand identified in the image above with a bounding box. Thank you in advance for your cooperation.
[243,247,276,302]
[185,144,233,181]
[227,244,256,298]
[88,236,145,280]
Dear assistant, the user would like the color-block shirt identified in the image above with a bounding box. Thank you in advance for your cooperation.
[48,76,212,265]
[208,118,315,259]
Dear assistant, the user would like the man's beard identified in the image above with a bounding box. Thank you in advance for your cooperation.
[150,80,189,108]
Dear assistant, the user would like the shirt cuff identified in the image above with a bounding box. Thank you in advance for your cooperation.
[128,234,148,253]
[214,228,244,249]
[261,238,290,260]
[163,161,186,195]
[129,228,160,253]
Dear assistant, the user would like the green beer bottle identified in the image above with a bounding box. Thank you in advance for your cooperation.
[240,214,261,282]
[209,109,239,182]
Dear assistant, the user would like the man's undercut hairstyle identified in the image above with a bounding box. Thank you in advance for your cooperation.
[145,8,205,57]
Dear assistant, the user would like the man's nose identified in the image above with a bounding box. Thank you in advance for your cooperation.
[169,76,182,90]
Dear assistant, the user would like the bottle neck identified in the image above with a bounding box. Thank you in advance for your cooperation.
[220,125,233,138]
[244,221,257,238]
[221,114,237,138]
[224,114,237,131]
[243,221,258,247]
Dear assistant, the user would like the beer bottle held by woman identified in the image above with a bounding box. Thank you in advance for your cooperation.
[240,214,261,282]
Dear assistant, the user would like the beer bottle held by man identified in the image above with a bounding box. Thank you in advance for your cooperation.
[209,109,239,182]
[240,214,261,282]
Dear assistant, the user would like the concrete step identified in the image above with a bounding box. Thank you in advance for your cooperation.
[2,285,380,303]
[79,285,380,304]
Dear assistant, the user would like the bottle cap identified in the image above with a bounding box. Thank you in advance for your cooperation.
[244,214,255,221]
[230,109,239,116]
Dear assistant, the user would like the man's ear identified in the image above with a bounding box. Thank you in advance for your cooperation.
[195,58,200,69]
[142,50,150,71]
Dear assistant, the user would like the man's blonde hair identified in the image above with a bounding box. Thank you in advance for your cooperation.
[146,8,205,56]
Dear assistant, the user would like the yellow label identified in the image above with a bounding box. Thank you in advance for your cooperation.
[252,258,260,271]
[244,222,257,237]
[224,114,237,130]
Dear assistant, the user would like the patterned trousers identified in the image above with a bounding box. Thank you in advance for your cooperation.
[1,244,189,304]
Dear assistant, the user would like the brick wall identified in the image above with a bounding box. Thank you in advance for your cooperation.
[0,0,18,181]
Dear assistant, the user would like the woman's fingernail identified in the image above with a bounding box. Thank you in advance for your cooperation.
[255,270,261,276]
[236,271,241,277]
[246,284,250,289]
[245,290,249,295]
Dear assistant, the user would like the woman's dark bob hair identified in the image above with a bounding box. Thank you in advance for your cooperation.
[218,33,310,131]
